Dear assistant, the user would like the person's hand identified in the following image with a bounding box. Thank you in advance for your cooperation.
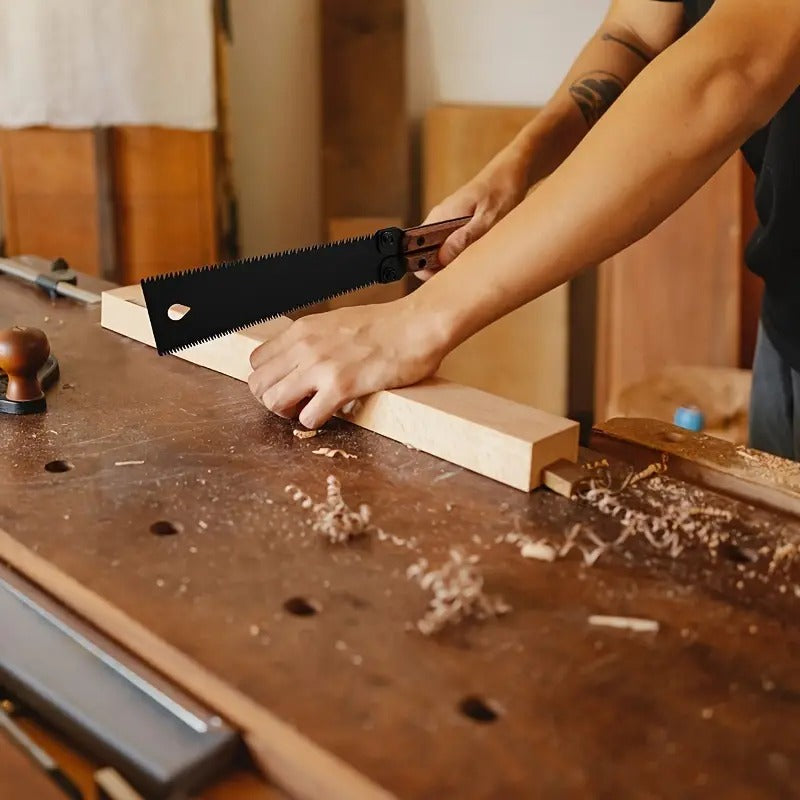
[417,148,530,280]
[248,298,451,429]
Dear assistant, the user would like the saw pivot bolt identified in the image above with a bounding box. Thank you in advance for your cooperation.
[0,326,50,402]
[379,257,405,284]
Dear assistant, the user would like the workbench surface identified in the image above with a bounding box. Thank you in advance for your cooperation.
[2,277,799,799]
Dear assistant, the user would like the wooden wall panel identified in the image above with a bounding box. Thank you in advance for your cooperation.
[423,104,569,416]
[595,155,743,422]
[0,128,102,275]
[112,127,218,283]
[320,0,408,223]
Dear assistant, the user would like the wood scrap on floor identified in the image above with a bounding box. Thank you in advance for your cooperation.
[406,548,510,635]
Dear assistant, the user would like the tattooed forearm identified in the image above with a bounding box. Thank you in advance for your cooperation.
[601,32,652,64]
[568,71,626,128]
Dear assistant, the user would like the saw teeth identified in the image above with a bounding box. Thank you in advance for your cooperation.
[141,234,373,286]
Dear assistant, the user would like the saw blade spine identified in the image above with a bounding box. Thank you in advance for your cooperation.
[141,233,374,286]
[158,278,380,355]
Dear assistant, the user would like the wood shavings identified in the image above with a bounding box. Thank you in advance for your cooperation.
[589,615,659,633]
[293,428,319,439]
[285,476,373,543]
[407,548,510,635]
[312,447,358,460]
[113,460,145,466]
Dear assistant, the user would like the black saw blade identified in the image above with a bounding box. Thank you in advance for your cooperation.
[141,230,402,355]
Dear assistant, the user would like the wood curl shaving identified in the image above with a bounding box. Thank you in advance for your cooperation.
[407,548,510,635]
[285,476,372,543]
[312,447,357,460]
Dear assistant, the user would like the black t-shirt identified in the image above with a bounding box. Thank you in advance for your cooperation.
[661,0,800,368]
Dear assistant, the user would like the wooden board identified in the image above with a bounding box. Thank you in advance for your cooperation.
[595,156,743,422]
[0,127,103,276]
[100,286,579,491]
[422,105,569,416]
[3,274,800,800]
[593,416,800,517]
[321,0,408,224]
[0,734,70,800]
[112,127,218,284]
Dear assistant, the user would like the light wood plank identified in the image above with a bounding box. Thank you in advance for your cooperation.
[101,286,578,490]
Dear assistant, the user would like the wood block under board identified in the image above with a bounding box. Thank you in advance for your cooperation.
[422,105,569,416]
[101,286,578,490]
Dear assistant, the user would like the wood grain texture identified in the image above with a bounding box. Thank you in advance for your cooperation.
[321,0,408,222]
[112,127,219,283]
[101,286,579,490]
[0,529,393,800]
[422,105,569,415]
[3,275,800,799]
[0,734,69,800]
[0,127,102,275]
[595,156,743,422]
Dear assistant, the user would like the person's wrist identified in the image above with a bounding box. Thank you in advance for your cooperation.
[398,286,465,363]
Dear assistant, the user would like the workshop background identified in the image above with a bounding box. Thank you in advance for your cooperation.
[0,0,757,438]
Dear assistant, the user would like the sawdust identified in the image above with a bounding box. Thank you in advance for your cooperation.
[505,458,800,591]
[285,476,373,543]
[407,548,511,635]
[312,447,357,460]
[293,428,319,440]
[114,460,145,466]
[735,445,800,488]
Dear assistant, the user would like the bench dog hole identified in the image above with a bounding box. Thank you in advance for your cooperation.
[284,596,320,617]
[44,460,73,473]
[150,520,182,537]
[459,695,500,724]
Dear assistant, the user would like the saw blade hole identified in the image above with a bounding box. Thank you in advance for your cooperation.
[167,304,191,321]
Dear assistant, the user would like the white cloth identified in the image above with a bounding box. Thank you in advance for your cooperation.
[0,0,216,129]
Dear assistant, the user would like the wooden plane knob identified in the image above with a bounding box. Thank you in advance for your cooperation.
[0,326,50,402]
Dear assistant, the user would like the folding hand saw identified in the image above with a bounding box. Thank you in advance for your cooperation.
[141,216,470,355]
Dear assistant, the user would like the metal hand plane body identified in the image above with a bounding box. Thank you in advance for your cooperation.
[141,217,470,355]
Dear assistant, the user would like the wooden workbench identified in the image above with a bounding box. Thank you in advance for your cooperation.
[1,275,799,799]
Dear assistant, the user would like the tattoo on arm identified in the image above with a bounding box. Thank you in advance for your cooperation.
[601,32,652,64]
[568,71,626,128]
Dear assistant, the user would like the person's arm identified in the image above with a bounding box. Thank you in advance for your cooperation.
[250,0,800,430]
[418,0,684,271]
[416,0,800,346]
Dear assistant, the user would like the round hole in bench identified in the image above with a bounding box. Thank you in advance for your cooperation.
[150,520,182,537]
[284,596,320,617]
[662,431,686,443]
[44,460,73,473]
[459,695,500,724]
